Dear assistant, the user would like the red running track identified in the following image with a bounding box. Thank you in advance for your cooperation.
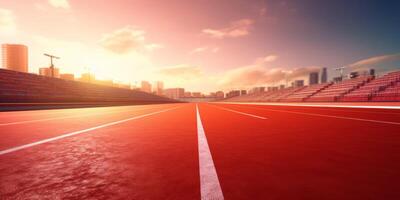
[0,102,399,199]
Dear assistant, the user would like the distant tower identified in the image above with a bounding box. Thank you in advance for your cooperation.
[309,72,319,85]
[1,44,28,73]
[369,69,375,76]
[321,67,328,83]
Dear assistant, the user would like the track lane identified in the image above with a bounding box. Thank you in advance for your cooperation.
[216,103,400,124]
[199,103,400,199]
[0,103,200,199]
[0,104,179,151]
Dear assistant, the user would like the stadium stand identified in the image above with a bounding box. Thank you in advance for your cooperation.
[263,87,304,102]
[222,71,400,103]
[281,83,332,102]
[372,75,400,101]
[0,69,175,103]
[307,76,372,102]
[342,71,400,101]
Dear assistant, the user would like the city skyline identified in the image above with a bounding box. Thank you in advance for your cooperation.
[1,0,400,92]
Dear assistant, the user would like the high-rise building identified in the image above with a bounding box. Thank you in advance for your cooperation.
[215,91,224,99]
[153,81,164,95]
[249,87,265,94]
[293,80,304,87]
[321,67,328,83]
[2,44,28,73]
[226,90,241,98]
[309,72,319,85]
[164,88,185,99]
[141,81,152,93]
[39,67,60,78]
[60,73,74,80]
[240,90,247,95]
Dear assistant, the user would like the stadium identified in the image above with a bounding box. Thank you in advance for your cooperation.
[1,1,400,200]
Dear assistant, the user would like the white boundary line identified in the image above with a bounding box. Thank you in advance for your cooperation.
[0,106,179,156]
[0,106,161,126]
[217,102,400,110]
[209,104,267,120]
[232,105,400,125]
[196,104,224,200]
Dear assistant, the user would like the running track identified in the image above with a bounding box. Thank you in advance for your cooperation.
[0,103,399,199]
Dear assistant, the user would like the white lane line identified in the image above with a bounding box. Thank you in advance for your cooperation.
[0,106,161,126]
[196,104,224,200]
[0,106,179,156]
[217,102,400,110]
[240,106,400,125]
[210,105,267,120]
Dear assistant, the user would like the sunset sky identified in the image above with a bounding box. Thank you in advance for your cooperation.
[1,0,400,92]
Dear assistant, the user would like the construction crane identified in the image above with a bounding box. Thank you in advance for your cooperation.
[334,66,346,80]
[44,53,60,78]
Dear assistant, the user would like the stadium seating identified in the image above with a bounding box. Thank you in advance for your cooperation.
[307,76,372,102]
[341,71,400,101]
[372,77,400,101]
[0,69,175,103]
[262,87,304,102]
[281,83,332,102]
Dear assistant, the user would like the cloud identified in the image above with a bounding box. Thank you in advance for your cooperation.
[189,46,219,54]
[48,0,70,9]
[348,53,400,69]
[158,65,203,80]
[255,54,278,63]
[99,26,162,54]
[145,43,164,51]
[218,55,320,88]
[0,8,16,34]
[202,19,254,39]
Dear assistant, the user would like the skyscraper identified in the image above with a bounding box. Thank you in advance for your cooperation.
[1,44,28,73]
[141,81,152,93]
[164,88,185,99]
[154,81,164,95]
[321,67,328,83]
[309,72,319,85]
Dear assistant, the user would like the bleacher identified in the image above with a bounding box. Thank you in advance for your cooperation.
[307,76,372,102]
[372,80,400,101]
[342,71,400,101]
[281,83,332,102]
[0,69,175,103]
[264,87,304,102]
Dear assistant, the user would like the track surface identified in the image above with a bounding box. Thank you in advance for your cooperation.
[0,103,399,199]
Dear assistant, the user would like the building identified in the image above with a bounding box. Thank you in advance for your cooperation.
[226,90,241,98]
[249,87,265,94]
[267,86,279,92]
[39,67,60,78]
[192,92,202,98]
[153,81,164,95]
[164,88,185,99]
[321,67,328,83]
[309,72,319,85]
[79,73,95,83]
[293,80,304,87]
[240,90,247,95]
[215,91,224,99]
[60,73,74,80]
[141,81,152,93]
[184,92,192,97]
[2,44,28,73]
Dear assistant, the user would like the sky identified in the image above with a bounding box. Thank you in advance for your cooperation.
[1,0,400,93]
